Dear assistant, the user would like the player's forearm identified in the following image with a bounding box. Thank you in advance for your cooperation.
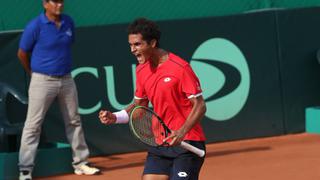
[125,103,137,114]
[110,98,149,124]
[180,96,206,134]
[125,98,149,113]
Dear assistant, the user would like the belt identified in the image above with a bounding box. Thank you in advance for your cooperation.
[32,72,71,79]
[48,74,69,78]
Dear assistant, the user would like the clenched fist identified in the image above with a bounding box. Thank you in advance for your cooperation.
[99,110,116,125]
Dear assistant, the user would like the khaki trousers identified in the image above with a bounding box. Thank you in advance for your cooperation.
[19,72,89,171]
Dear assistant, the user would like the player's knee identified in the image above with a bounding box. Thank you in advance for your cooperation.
[68,114,81,126]
[142,174,169,180]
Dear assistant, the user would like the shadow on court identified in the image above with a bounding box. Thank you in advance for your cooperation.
[206,146,271,157]
[37,133,320,180]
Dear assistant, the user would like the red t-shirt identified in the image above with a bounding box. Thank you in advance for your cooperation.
[135,52,206,141]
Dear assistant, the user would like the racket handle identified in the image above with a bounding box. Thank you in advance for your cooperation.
[180,141,205,157]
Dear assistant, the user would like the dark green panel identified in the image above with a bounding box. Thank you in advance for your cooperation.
[0,145,72,180]
[0,33,27,93]
[276,7,320,133]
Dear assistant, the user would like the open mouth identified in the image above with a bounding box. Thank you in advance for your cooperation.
[135,54,144,63]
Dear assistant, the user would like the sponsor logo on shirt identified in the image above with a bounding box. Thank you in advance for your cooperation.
[164,77,171,82]
[66,28,72,36]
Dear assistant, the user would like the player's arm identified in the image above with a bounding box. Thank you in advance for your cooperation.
[17,48,31,75]
[99,98,148,125]
[164,95,206,146]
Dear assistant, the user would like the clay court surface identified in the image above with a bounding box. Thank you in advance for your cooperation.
[37,133,320,180]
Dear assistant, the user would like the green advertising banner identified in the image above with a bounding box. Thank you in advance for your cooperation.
[46,10,287,154]
[1,7,320,155]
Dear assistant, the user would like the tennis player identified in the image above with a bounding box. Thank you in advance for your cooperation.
[99,18,206,180]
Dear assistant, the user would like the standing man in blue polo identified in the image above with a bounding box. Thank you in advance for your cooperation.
[17,0,100,179]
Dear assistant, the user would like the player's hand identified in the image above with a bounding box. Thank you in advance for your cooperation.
[99,110,116,125]
[163,129,186,146]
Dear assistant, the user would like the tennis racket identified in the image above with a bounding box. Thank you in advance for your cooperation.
[129,106,205,157]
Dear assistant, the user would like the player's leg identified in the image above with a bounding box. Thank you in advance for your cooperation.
[143,174,169,180]
[171,141,205,180]
[143,148,171,180]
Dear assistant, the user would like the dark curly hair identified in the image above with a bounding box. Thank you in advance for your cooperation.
[127,18,161,47]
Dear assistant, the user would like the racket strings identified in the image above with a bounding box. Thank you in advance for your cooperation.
[131,108,164,146]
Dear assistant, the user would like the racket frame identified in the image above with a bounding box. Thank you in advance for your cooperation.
[129,105,205,157]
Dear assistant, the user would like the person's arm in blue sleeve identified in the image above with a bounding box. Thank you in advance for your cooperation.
[17,21,38,75]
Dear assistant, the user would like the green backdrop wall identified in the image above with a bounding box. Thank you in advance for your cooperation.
[0,0,320,31]
[1,7,320,155]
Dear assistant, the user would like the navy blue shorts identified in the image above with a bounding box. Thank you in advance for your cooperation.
[143,141,206,180]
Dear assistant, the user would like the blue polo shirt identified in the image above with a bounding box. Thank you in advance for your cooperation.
[19,12,75,76]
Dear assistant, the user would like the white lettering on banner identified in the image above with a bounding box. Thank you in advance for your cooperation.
[71,64,136,115]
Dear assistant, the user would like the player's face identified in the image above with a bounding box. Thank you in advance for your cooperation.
[44,0,64,16]
[128,33,155,64]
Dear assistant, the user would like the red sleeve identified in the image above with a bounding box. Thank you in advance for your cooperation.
[181,64,202,98]
[134,70,147,99]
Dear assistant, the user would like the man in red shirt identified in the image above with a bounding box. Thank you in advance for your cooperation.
[99,18,206,180]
